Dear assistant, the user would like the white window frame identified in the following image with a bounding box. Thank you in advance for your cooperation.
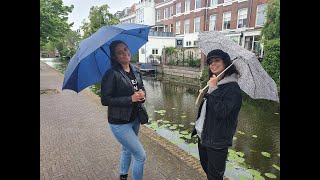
[156,10,160,21]
[209,14,216,31]
[237,8,248,28]
[176,2,181,14]
[176,21,180,34]
[184,19,190,34]
[152,48,158,55]
[194,17,200,33]
[170,6,173,17]
[210,0,218,6]
[195,0,201,9]
[164,8,168,19]
[185,0,190,12]
[222,12,231,30]
[256,4,267,27]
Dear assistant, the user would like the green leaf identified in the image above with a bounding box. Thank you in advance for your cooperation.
[184,135,191,139]
[246,169,261,177]
[188,143,198,148]
[253,175,265,180]
[272,164,280,171]
[264,173,277,179]
[160,114,165,116]
[190,122,195,125]
[277,153,280,157]
[181,115,187,118]
[178,124,184,127]
[233,136,237,140]
[169,126,177,130]
[236,151,245,157]
[226,163,234,170]
[162,120,170,123]
[252,135,258,138]
[239,175,251,180]
[180,131,189,135]
[237,131,245,135]
[172,107,176,109]
[261,152,271,158]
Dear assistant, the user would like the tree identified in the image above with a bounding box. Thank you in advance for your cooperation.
[40,0,74,47]
[56,30,81,58]
[81,4,119,38]
[164,47,177,64]
[260,0,280,40]
[259,0,280,87]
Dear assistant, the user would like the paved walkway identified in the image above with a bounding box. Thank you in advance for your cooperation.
[40,60,208,180]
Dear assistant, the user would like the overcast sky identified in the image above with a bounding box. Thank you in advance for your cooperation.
[62,0,138,30]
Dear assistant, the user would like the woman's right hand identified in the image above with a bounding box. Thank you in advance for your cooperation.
[131,91,145,102]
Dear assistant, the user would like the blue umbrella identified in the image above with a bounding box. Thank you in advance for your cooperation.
[62,23,151,93]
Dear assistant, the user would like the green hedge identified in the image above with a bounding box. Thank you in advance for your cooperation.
[261,38,280,87]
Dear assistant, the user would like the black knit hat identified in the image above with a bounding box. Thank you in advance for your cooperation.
[206,49,231,64]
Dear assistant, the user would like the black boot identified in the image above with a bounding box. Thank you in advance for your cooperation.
[120,174,128,180]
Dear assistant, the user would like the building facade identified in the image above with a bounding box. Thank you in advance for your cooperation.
[117,0,269,66]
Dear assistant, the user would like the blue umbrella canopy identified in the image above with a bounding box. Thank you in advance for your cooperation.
[62,23,151,93]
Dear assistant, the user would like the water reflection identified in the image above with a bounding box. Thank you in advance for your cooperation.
[41,58,280,179]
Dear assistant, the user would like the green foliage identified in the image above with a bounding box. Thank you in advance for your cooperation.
[40,0,74,47]
[188,58,201,67]
[200,66,209,88]
[164,46,178,64]
[131,52,139,63]
[55,30,81,58]
[261,38,280,86]
[260,0,280,40]
[43,41,56,51]
[81,4,120,38]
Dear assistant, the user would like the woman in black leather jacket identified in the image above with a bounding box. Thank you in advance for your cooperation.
[192,49,242,180]
[100,40,147,180]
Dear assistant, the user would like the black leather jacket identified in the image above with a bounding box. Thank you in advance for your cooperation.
[192,82,242,149]
[100,64,147,123]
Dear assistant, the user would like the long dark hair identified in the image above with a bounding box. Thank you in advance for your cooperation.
[109,40,126,67]
[208,56,239,80]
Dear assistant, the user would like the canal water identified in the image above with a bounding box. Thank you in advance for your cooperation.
[41,58,280,180]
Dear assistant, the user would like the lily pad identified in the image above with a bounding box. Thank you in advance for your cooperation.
[156,120,163,123]
[190,122,195,125]
[172,107,176,109]
[250,149,257,152]
[180,131,189,135]
[181,115,187,118]
[252,135,258,138]
[246,169,261,177]
[272,164,280,171]
[264,173,276,179]
[162,120,170,123]
[188,143,197,148]
[237,130,245,135]
[277,153,280,157]
[233,137,237,140]
[178,124,184,127]
[274,112,279,115]
[184,135,191,139]
[160,113,165,116]
[169,126,177,130]
[261,152,271,158]
[239,175,251,180]
[253,175,265,180]
[236,151,245,157]
[226,163,234,170]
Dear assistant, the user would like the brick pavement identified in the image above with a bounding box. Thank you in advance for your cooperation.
[40,60,208,180]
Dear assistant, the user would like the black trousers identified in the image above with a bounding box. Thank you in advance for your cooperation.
[198,139,228,180]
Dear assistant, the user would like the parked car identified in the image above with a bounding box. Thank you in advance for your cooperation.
[139,63,157,76]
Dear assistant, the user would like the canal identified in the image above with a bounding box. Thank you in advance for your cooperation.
[42,58,280,180]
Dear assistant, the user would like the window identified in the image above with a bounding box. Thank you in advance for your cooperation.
[224,0,233,3]
[156,10,160,21]
[152,49,158,54]
[256,4,267,26]
[141,48,145,54]
[170,24,173,32]
[237,8,247,28]
[184,19,190,34]
[164,8,168,19]
[185,0,190,12]
[176,21,180,34]
[186,41,191,46]
[195,0,201,9]
[164,25,168,32]
[223,12,231,30]
[244,35,263,57]
[170,6,173,17]
[209,15,216,31]
[176,2,181,14]
[210,0,218,6]
[194,17,200,33]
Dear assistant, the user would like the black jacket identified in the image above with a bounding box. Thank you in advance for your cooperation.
[192,82,242,149]
[100,64,147,123]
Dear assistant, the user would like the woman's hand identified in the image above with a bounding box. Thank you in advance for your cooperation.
[131,89,145,102]
[207,74,223,87]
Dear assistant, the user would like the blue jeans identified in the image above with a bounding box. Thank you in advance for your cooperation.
[109,118,146,180]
